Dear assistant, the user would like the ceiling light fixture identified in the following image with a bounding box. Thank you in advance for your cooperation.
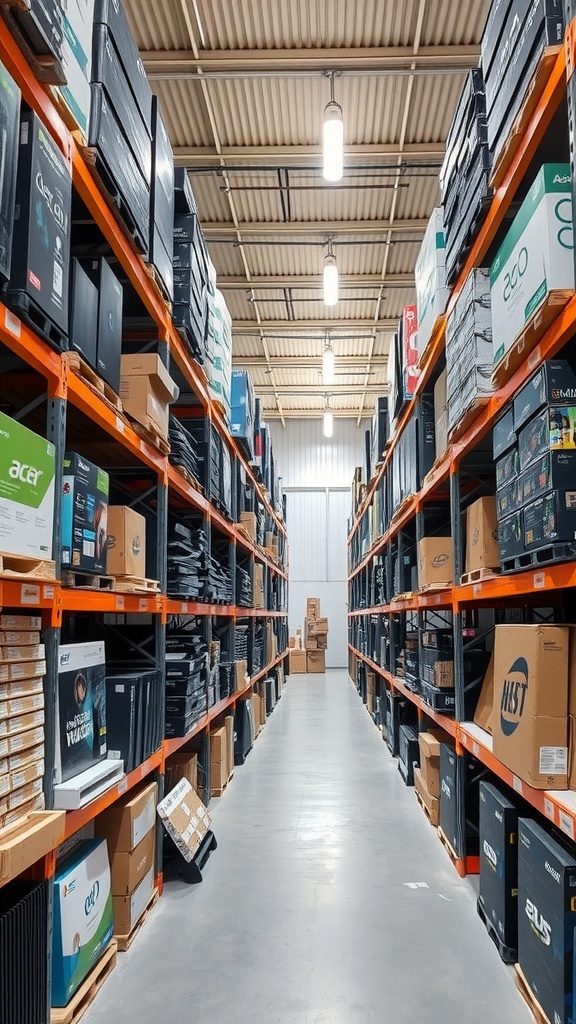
[322,338,335,385]
[323,71,344,182]
[323,397,334,438]
[323,239,339,306]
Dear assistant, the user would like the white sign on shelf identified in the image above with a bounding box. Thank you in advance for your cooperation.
[533,572,546,590]
[21,584,40,605]
[544,798,555,820]
[513,775,523,795]
[559,810,575,841]
[5,309,21,337]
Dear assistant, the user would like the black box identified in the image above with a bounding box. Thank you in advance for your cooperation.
[79,257,123,393]
[55,641,106,784]
[150,95,174,248]
[497,477,520,518]
[105,674,137,773]
[69,259,98,369]
[519,405,576,473]
[398,723,419,786]
[481,0,513,82]
[478,781,518,959]
[518,817,576,1024]
[514,361,576,432]
[439,743,459,851]
[370,396,389,469]
[234,698,253,765]
[493,406,516,459]
[91,24,152,185]
[496,446,520,488]
[420,679,456,715]
[11,0,64,60]
[150,228,174,301]
[417,392,436,482]
[518,451,576,507]
[62,452,109,573]
[94,0,152,128]
[174,167,198,214]
[383,689,414,756]
[524,489,576,548]
[498,510,524,560]
[9,111,71,335]
[0,62,21,283]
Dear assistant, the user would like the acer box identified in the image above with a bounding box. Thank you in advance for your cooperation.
[492,624,569,789]
[55,641,106,785]
[106,506,146,577]
[417,537,454,589]
[62,453,109,574]
[0,412,55,559]
[465,497,500,574]
[518,818,576,1024]
[478,782,518,961]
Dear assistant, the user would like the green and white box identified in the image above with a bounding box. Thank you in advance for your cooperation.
[0,412,55,559]
[51,838,114,1006]
[491,164,574,367]
[56,0,94,138]
[415,207,450,356]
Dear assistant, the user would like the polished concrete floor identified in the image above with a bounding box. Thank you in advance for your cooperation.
[85,670,532,1024]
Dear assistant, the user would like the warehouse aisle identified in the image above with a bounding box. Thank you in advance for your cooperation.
[85,671,532,1024]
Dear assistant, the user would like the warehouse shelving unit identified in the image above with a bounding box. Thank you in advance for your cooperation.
[348,27,576,877]
[0,5,289,917]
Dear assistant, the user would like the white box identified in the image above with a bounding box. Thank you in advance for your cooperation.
[56,0,95,138]
[415,208,450,355]
[491,164,574,366]
[0,412,55,559]
[53,758,124,810]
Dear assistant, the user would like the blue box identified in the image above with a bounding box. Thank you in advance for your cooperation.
[230,370,255,455]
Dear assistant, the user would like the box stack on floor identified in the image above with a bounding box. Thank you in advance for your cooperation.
[288,598,329,675]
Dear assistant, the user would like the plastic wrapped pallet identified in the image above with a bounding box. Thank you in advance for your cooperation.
[446,268,494,435]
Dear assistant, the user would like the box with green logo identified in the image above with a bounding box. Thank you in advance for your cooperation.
[0,412,55,560]
[62,453,109,574]
[491,164,574,367]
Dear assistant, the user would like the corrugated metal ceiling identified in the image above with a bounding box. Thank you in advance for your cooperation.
[125,0,492,421]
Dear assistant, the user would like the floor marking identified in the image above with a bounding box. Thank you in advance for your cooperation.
[403,882,429,889]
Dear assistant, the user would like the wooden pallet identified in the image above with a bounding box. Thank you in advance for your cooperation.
[0,552,56,581]
[51,940,118,1024]
[515,965,551,1024]
[61,570,115,592]
[76,144,147,256]
[418,582,452,593]
[390,592,414,604]
[492,289,574,390]
[490,46,561,191]
[113,575,161,595]
[131,420,171,456]
[447,396,492,444]
[0,4,66,83]
[64,352,123,414]
[170,463,205,496]
[460,566,501,586]
[438,826,460,867]
[477,896,517,965]
[415,790,438,829]
[211,771,234,797]
[145,264,173,313]
[115,888,159,952]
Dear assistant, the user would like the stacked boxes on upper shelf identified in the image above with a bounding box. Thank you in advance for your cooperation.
[172,168,210,365]
[445,268,493,438]
[304,597,328,674]
[149,95,174,301]
[415,208,450,363]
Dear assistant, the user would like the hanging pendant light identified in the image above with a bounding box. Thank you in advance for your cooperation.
[323,72,344,182]
[322,337,335,385]
[323,398,334,438]
[323,240,339,306]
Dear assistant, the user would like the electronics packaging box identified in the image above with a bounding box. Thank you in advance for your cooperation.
[106,506,146,577]
[10,111,72,334]
[465,497,500,573]
[492,624,569,788]
[518,451,576,506]
[55,0,94,138]
[479,781,518,954]
[402,305,419,400]
[112,865,154,935]
[94,0,153,128]
[415,208,450,354]
[95,780,157,852]
[0,60,21,282]
[518,818,576,1024]
[51,838,114,1007]
[62,452,109,574]
[78,257,123,393]
[493,406,516,459]
[524,489,576,548]
[55,641,106,785]
[0,411,55,560]
[69,258,98,368]
[120,354,179,439]
[491,165,574,367]
[513,360,576,432]
[417,537,454,588]
[157,777,211,862]
[439,744,458,850]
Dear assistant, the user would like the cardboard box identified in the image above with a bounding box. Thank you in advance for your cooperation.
[0,412,55,560]
[492,624,569,789]
[108,827,155,896]
[235,659,249,692]
[465,497,500,573]
[479,782,518,956]
[417,537,454,588]
[289,649,306,674]
[165,752,198,794]
[7,725,44,754]
[306,638,318,651]
[252,563,264,609]
[474,652,495,734]
[307,618,329,636]
[156,778,211,862]
[55,641,106,785]
[95,781,158,853]
[112,866,154,936]
[51,838,114,1006]
[307,650,326,673]
[0,643,45,663]
[239,511,256,544]
[0,709,44,738]
[418,732,442,800]
[514,360,576,432]
[0,615,41,631]
[120,355,179,440]
[434,369,448,459]
[1,692,44,718]
[106,506,146,577]
[415,208,450,353]
[62,453,109,574]
[491,165,574,367]
[210,722,232,793]
[8,742,44,772]
[306,598,320,620]
[414,766,439,826]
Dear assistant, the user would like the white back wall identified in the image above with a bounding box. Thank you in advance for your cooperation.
[269,418,368,668]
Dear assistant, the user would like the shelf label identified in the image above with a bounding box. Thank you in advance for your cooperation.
[118,778,128,795]
[473,742,480,758]
[533,572,546,590]
[5,309,21,337]
[181,603,188,613]
[115,596,125,610]
[512,775,523,795]
[559,810,575,841]
[140,439,147,453]
[43,586,55,599]
[473,583,482,597]
[20,584,40,605]
[528,346,541,370]
[115,417,124,434]
[544,798,555,820]
[139,599,148,611]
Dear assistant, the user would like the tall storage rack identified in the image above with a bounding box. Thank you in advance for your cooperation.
[348,20,576,877]
[0,0,288,965]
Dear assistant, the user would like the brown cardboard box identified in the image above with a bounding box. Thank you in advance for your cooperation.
[250,692,263,733]
[434,369,448,459]
[106,507,147,577]
[307,650,326,673]
[7,725,44,755]
[109,827,155,896]
[113,867,155,936]
[156,778,211,862]
[306,637,318,651]
[474,653,495,734]
[418,732,442,799]
[0,615,41,631]
[0,710,44,739]
[493,625,569,789]
[414,767,440,825]
[253,563,264,609]
[306,598,320,619]
[266,623,278,661]
[367,672,376,714]
[224,715,234,770]
[235,660,249,692]
[165,752,198,794]
[239,512,256,544]
[95,781,158,852]
[434,661,454,689]
[289,650,307,674]
[120,355,179,439]
[465,497,500,574]
[210,720,234,794]
[0,644,45,664]
[307,618,329,636]
[417,537,454,588]
[316,635,328,650]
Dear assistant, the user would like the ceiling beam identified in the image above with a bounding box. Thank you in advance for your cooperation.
[232,319,398,332]
[143,44,478,77]
[220,273,413,289]
[252,384,386,395]
[173,142,445,166]
[262,408,376,420]
[203,219,427,237]
[233,356,388,368]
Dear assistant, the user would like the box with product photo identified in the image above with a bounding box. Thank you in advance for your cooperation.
[523,490,576,549]
[518,451,576,507]
[491,164,574,367]
[62,453,109,574]
[518,406,576,473]
[478,781,518,959]
[51,838,114,1007]
[106,506,146,577]
[465,497,500,573]
[492,624,569,789]
[0,412,55,560]
[55,641,107,785]
[513,360,576,432]
[496,477,520,519]
[495,446,520,488]
[417,537,454,588]
[54,0,95,139]
[497,511,524,561]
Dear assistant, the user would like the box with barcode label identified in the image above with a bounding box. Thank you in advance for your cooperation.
[62,452,109,574]
[157,778,211,862]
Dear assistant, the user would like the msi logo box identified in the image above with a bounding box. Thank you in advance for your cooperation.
[478,782,518,960]
[493,625,569,789]
[518,818,576,1024]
